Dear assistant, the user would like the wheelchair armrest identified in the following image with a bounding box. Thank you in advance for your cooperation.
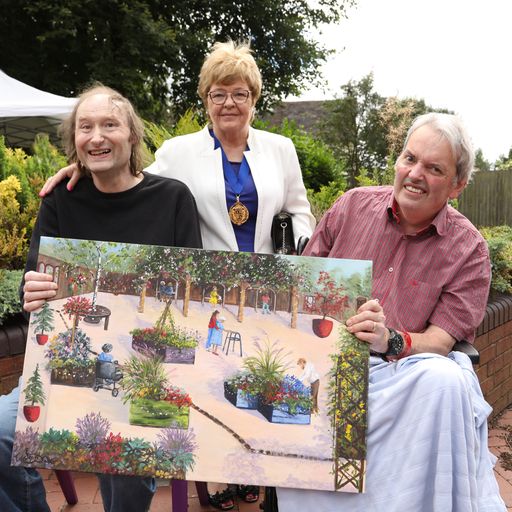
[452,340,480,365]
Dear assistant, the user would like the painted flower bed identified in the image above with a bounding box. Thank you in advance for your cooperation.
[224,342,311,422]
[45,328,95,387]
[258,375,312,424]
[122,356,192,428]
[13,412,196,478]
[50,365,95,387]
[129,398,189,428]
[223,377,259,409]
[131,325,198,364]
[257,401,311,424]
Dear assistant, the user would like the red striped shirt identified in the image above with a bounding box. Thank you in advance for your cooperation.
[303,186,491,342]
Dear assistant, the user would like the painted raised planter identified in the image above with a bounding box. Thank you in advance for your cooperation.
[223,383,259,409]
[35,334,49,345]
[50,366,95,387]
[312,318,333,338]
[132,338,196,364]
[257,402,311,425]
[129,398,190,428]
[23,405,41,422]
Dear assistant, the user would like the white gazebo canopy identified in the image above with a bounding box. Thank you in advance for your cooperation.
[0,69,76,148]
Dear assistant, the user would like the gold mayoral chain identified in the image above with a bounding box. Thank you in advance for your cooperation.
[229,195,249,225]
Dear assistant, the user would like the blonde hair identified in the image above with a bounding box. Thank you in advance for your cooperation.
[197,40,262,106]
[60,83,145,177]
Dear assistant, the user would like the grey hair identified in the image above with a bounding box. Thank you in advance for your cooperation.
[403,113,475,183]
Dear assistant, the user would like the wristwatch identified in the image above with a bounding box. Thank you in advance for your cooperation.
[385,328,405,361]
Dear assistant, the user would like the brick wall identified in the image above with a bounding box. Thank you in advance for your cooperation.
[474,295,512,418]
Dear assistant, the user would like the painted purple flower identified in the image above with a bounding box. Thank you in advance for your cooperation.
[12,427,41,465]
[76,412,111,447]
[157,427,196,456]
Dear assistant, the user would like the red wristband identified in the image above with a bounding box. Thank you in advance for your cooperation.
[398,330,412,359]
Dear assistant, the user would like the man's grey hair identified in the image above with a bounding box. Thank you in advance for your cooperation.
[403,113,475,183]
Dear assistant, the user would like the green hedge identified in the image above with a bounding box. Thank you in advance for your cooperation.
[0,269,23,323]
[480,226,512,295]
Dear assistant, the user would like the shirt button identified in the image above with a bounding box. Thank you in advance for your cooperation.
[388,267,394,273]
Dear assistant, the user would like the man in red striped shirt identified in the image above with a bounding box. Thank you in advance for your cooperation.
[277,113,506,511]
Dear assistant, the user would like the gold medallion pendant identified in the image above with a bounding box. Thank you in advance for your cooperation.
[229,200,249,226]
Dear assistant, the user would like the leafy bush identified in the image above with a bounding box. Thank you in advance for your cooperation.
[0,135,67,270]
[307,182,345,222]
[480,226,512,294]
[0,268,23,323]
[255,118,345,192]
[0,176,29,269]
[144,110,202,156]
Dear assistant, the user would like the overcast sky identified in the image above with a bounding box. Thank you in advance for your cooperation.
[292,0,512,162]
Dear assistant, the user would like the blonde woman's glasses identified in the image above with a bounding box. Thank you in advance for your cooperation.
[208,89,251,105]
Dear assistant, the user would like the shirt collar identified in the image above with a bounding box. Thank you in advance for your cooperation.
[386,194,449,237]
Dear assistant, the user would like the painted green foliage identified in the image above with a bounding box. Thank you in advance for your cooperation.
[24,364,46,406]
[31,302,55,335]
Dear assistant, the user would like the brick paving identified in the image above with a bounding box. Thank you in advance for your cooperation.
[41,472,263,512]
[42,408,512,511]
[489,407,512,511]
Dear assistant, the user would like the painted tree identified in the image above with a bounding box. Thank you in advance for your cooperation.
[305,271,348,321]
[54,239,126,311]
[62,296,92,350]
[23,364,46,406]
[221,252,297,323]
[31,301,54,336]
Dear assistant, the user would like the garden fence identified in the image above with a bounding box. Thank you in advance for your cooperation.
[459,168,512,227]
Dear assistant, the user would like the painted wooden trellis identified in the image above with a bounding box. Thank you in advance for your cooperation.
[333,338,369,491]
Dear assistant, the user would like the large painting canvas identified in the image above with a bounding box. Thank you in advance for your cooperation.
[13,236,371,493]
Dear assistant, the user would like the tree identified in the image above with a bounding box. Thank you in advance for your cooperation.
[474,149,491,172]
[0,0,355,120]
[494,147,512,171]
[320,74,387,189]
[379,97,452,159]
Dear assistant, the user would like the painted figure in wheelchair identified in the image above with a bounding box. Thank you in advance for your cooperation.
[94,343,123,395]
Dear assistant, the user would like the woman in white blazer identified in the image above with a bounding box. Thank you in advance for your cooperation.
[147,41,315,254]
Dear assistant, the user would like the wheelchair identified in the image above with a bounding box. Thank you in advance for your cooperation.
[93,360,123,397]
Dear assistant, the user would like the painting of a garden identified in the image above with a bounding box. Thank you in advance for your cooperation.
[13,236,371,493]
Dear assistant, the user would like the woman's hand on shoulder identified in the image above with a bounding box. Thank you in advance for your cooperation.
[39,163,82,197]
[23,271,58,312]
